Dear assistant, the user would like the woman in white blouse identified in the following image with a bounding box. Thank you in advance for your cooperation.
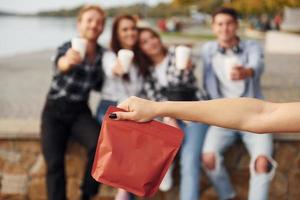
[97,15,144,121]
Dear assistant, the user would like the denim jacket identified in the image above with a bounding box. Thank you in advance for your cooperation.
[201,40,264,99]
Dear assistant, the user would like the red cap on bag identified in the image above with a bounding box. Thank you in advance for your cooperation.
[92,106,184,197]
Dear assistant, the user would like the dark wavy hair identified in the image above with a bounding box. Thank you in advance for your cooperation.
[212,7,239,23]
[136,27,168,78]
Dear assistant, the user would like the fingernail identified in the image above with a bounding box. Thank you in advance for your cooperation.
[109,113,117,119]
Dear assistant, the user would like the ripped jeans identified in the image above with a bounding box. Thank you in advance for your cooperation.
[202,126,277,200]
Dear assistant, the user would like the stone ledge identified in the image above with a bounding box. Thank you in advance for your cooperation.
[1,119,300,141]
[273,133,300,141]
[0,119,40,139]
[1,140,300,200]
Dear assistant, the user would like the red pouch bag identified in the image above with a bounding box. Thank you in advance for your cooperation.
[92,106,184,197]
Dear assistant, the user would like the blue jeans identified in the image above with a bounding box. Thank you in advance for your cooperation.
[179,121,208,200]
[202,126,277,200]
[96,100,117,122]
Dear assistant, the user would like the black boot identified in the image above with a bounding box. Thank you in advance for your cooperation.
[80,193,91,200]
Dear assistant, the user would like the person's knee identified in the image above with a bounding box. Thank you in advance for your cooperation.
[202,153,216,170]
[254,155,272,173]
[85,133,100,153]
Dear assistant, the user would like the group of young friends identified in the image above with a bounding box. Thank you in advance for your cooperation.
[40,4,282,200]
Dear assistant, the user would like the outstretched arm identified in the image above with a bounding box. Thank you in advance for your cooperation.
[113,96,300,133]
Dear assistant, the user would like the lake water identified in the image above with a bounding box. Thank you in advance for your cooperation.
[0,16,112,58]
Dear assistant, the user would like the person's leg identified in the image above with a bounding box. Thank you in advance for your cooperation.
[159,118,178,192]
[159,163,174,192]
[115,189,130,200]
[179,122,208,200]
[202,126,237,200]
[41,110,70,200]
[71,110,101,199]
[115,189,137,200]
[241,132,277,200]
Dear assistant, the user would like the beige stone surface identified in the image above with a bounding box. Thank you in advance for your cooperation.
[0,140,14,150]
[65,142,87,178]
[0,140,300,199]
[231,169,250,199]
[0,194,28,200]
[296,153,300,169]
[98,185,117,197]
[288,169,300,197]
[237,153,251,170]
[1,173,28,194]
[29,154,46,177]
[2,162,27,174]
[200,187,218,200]
[274,143,299,172]
[65,154,86,178]
[14,140,41,154]
[67,178,82,200]
[28,178,48,200]
[19,153,37,171]
[270,171,288,197]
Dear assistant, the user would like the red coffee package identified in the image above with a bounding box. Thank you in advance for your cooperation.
[92,106,183,197]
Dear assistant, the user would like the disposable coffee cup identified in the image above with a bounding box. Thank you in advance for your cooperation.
[71,37,87,59]
[175,45,192,70]
[117,49,134,73]
[224,56,240,80]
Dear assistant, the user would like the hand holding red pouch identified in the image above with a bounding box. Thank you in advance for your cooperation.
[92,106,184,197]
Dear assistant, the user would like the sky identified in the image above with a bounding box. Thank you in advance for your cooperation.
[0,0,171,14]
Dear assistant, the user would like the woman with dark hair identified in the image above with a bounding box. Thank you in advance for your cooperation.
[136,27,208,200]
[97,15,142,121]
[96,15,141,200]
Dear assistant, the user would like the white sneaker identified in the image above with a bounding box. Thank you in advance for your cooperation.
[159,164,174,192]
[115,189,130,200]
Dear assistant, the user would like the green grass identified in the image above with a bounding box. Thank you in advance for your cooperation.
[161,32,216,41]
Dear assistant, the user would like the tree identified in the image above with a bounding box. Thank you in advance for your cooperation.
[172,0,224,13]
[172,0,199,7]
[228,0,300,16]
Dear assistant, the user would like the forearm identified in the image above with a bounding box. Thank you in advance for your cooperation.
[116,96,300,133]
[156,98,275,133]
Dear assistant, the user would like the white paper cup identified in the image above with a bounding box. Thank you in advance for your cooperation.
[224,56,240,80]
[117,49,134,73]
[71,37,87,59]
[175,45,192,70]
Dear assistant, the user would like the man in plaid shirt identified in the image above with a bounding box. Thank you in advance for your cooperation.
[41,5,105,200]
